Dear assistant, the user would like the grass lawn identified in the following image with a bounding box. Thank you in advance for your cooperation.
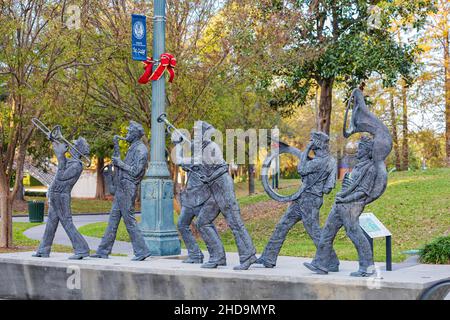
[0,222,73,254]
[13,197,114,215]
[72,169,450,263]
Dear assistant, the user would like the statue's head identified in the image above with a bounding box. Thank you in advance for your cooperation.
[200,121,216,142]
[310,131,329,152]
[357,136,373,160]
[126,121,145,142]
[72,137,90,158]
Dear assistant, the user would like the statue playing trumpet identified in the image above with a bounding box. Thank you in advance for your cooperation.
[159,114,258,270]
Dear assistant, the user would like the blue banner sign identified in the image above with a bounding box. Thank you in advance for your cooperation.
[131,14,147,61]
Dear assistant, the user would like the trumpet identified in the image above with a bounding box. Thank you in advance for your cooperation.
[157,113,192,145]
[32,118,92,167]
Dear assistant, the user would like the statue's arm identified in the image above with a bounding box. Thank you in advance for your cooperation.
[336,166,376,203]
[336,191,366,203]
[323,162,337,194]
[57,161,82,181]
[116,149,147,178]
[299,157,323,177]
[298,143,315,176]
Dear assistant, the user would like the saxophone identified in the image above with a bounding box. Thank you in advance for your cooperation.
[102,135,126,196]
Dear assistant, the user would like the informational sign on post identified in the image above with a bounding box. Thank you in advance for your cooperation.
[131,14,147,61]
[359,212,391,238]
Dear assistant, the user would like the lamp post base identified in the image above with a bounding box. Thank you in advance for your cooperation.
[140,176,181,256]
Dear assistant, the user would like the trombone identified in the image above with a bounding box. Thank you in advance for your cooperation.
[32,118,92,167]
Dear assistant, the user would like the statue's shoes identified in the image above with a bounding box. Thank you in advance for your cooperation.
[201,260,227,269]
[182,257,204,264]
[254,257,275,268]
[233,255,258,271]
[327,264,340,272]
[303,262,328,275]
[68,253,90,260]
[131,253,152,261]
[350,270,375,277]
[32,253,49,258]
[90,253,109,259]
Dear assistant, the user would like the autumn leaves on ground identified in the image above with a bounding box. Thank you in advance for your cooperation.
[75,168,450,263]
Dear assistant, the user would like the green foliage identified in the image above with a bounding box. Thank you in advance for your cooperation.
[267,0,434,114]
[419,236,450,264]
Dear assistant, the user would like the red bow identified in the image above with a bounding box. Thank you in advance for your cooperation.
[138,53,176,84]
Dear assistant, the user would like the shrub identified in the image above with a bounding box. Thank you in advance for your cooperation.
[419,236,450,264]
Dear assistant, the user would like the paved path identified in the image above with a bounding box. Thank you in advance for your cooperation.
[13,214,136,255]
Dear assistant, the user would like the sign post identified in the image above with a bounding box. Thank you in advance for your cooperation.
[359,212,392,271]
[139,1,181,256]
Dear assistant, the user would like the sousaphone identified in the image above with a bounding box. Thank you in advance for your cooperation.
[343,88,393,204]
[261,137,304,202]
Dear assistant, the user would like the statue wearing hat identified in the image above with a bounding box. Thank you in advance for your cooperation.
[254,131,339,269]
[91,121,151,261]
[33,137,91,259]
[304,136,379,277]
[172,121,221,265]
[304,88,393,277]
[189,121,257,270]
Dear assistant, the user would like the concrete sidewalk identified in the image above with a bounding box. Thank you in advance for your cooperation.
[14,214,137,255]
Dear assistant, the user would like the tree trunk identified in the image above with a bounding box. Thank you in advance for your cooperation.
[389,91,401,171]
[0,171,13,248]
[95,157,106,199]
[314,85,320,131]
[14,179,25,202]
[401,83,409,171]
[444,20,450,166]
[318,78,334,135]
[248,164,255,195]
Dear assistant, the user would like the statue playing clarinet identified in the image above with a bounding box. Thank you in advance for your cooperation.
[304,88,393,277]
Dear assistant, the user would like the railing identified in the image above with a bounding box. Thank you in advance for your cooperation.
[22,158,56,187]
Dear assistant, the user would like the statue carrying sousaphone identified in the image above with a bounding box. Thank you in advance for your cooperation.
[304,88,393,277]
[342,87,393,204]
[255,130,339,269]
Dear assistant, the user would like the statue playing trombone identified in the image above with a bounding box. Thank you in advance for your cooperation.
[33,134,91,260]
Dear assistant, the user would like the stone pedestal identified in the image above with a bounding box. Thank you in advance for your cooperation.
[1,252,449,300]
